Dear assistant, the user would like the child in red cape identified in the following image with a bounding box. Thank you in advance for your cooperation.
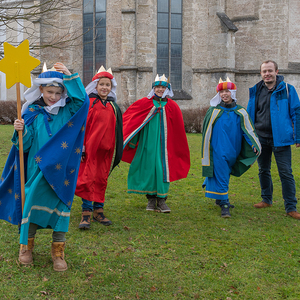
[122,75,190,212]
[75,66,123,229]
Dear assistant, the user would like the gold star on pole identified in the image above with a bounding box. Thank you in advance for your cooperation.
[0,40,40,89]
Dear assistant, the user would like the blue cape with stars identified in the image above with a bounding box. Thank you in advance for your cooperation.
[0,95,89,227]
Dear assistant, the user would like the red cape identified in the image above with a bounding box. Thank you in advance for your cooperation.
[122,97,190,182]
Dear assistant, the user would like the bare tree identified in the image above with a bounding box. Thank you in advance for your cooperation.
[0,0,84,58]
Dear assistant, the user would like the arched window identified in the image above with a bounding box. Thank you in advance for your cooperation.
[157,0,182,90]
[83,0,106,86]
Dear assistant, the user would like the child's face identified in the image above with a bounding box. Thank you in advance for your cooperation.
[154,85,167,98]
[39,86,63,106]
[96,78,112,99]
[219,89,233,104]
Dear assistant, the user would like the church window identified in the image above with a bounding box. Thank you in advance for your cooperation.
[157,0,182,89]
[83,0,106,85]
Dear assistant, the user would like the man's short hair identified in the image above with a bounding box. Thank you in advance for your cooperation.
[260,60,278,71]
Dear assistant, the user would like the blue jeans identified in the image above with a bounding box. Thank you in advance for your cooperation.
[82,198,104,212]
[257,135,297,213]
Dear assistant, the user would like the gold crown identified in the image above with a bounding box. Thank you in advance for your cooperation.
[42,62,62,73]
[219,77,232,84]
[96,65,113,75]
[155,74,168,82]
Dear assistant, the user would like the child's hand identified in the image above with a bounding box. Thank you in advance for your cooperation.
[53,62,72,76]
[253,147,259,156]
[14,119,24,131]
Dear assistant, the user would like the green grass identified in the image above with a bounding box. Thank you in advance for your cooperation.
[1,124,300,299]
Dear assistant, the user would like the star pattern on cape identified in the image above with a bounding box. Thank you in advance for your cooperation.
[64,179,70,187]
[70,169,75,174]
[8,189,12,194]
[50,184,55,190]
[0,40,40,89]
[75,148,81,154]
[15,193,19,200]
[55,163,62,170]
[35,156,42,163]
[61,141,68,149]
[29,107,35,112]
[67,121,73,127]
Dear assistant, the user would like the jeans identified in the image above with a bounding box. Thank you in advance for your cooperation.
[82,198,104,212]
[257,135,297,213]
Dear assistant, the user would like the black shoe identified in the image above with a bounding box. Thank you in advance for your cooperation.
[215,200,221,206]
[221,204,231,218]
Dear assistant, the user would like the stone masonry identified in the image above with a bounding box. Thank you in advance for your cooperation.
[1,0,300,112]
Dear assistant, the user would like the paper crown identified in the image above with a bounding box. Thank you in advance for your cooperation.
[92,65,114,81]
[152,74,171,89]
[38,62,63,79]
[216,77,236,92]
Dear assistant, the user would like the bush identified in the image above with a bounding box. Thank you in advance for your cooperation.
[0,100,25,124]
[181,106,209,133]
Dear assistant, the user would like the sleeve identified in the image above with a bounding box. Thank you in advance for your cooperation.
[287,84,300,144]
[63,73,88,115]
[11,124,34,153]
[128,132,140,149]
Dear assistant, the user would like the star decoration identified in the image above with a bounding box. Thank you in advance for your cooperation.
[70,169,75,174]
[15,193,19,200]
[14,164,17,171]
[67,201,71,206]
[50,184,55,190]
[8,216,12,221]
[61,141,68,149]
[9,165,13,170]
[64,179,70,187]
[35,156,42,163]
[8,189,12,194]
[75,148,81,154]
[29,107,35,112]
[55,163,62,170]
[81,125,85,132]
[67,121,73,127]
[0,40,40,89]
[0,201,2,206]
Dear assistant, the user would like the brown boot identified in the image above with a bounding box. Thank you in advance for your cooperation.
[79,211,92,229]
[253,201,272,208]
[287,211,300,220]
[93,208,112,226]
[19,237,34,265]
[51,242,68,272]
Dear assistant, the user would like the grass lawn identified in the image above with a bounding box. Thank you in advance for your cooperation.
[1,124,300,299]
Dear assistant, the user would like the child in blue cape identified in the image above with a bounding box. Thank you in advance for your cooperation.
[202,78,261,217]
[10,62,88,271]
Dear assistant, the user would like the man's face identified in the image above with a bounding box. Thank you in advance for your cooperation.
[219,89,233,104]
[260,62,278,86]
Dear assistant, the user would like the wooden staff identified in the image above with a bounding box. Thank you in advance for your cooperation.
[16,81,26,212]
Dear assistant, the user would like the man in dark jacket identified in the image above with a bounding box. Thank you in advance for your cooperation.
[247,60,300,219]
